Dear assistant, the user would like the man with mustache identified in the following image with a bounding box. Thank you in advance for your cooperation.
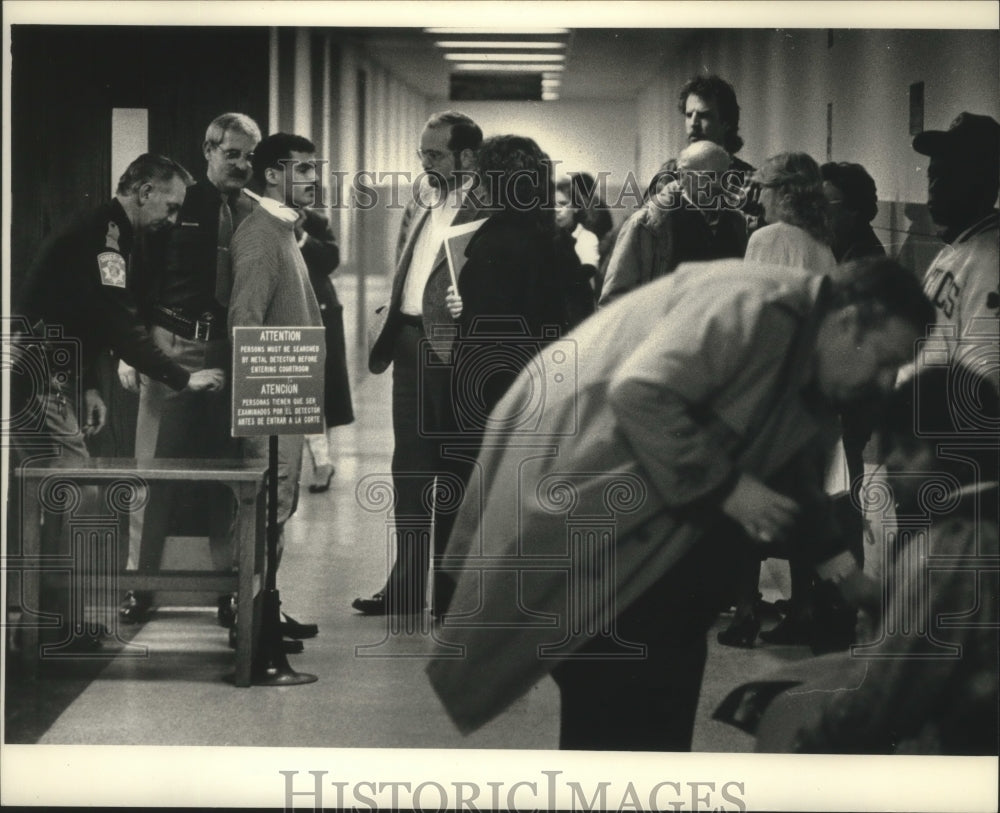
[354,110,483,617]
[678,75,759,230]
[119,112,262,625]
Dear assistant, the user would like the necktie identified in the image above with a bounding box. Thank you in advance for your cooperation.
[214,195,234,306]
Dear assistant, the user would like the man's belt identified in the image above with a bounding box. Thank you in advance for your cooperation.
[150,305,225,342]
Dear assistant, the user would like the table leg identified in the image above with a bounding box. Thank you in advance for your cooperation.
[19,480,42,674]
[251,487,266,665]
[234,487,255,687]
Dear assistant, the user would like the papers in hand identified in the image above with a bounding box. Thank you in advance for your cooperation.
[443,218,485,289]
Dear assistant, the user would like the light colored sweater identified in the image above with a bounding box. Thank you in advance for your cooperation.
[228,206,322,332]
[745,221,836,275]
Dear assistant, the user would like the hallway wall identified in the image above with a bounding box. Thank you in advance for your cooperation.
[268,28,431,356]
[636,29,1000,274]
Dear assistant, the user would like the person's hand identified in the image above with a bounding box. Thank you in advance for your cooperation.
[82,388,107,437]
[653,179,683,208]
[721,473,800,543]
[117,360,140,393]
[445,285,464,319]
[185,368,225,392]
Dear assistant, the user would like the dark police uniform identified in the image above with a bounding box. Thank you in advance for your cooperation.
[15,197,191,456]
[11,197,193,648]
[126,179,239,581]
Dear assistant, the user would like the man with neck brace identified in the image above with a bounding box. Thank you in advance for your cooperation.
[598,140,748,306]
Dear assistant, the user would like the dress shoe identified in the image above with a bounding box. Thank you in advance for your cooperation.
[119,590,154,624]
[351,592,423,616]
[217,594,237,628]
[351,593,387,615]
[280,612,318,639]
[308,464,335,493]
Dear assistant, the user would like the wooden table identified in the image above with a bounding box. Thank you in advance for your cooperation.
[11,457,268,686]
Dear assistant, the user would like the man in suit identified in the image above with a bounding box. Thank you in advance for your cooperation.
[354,110,484,617]
[118,112,262,624]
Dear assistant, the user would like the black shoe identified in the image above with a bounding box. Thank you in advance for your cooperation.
[119,591,153,624]
[217,594,237,628]
[351,592,423,616]
[716,611,762,648]
[308,464,335,494]
[280,612,318,639]
[351,593,387,616]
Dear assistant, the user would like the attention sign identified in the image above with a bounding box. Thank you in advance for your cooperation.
[231,326,326,437]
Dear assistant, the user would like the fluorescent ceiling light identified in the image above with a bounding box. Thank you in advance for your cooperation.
[425,28,570,35]
[435,41,567,50]
[541,79,561,87]
[452,63,565,72]
[542,92,560,101]
[444,53,565,62]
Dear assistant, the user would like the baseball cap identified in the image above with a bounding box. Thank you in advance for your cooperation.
[912,112,1000,162]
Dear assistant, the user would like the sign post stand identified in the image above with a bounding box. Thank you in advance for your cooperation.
[231,325,327,686]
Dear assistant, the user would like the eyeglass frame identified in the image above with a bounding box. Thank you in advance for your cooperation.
[210,143,255,163]
[416,147,461,163]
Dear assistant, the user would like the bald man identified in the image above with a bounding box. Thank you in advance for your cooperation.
[598,141,748,305]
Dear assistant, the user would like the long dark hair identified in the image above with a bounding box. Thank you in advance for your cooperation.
[475,134,554,231]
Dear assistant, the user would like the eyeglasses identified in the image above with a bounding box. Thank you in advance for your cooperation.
[416,148,452,163]
[212,145,255,163]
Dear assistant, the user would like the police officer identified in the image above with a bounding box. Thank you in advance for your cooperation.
[12,152,225,649]
[116,113,262,624]
[15,152,225,454]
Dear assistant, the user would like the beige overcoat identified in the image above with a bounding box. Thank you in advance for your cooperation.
[426,260,843,733]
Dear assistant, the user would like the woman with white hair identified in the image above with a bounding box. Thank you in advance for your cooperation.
[744,151,836,273]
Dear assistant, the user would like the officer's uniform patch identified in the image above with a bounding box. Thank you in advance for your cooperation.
[97,251,127,288]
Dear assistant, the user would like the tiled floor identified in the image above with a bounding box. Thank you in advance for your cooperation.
[4,275,820,752]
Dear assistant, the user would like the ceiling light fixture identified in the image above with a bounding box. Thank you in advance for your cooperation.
[425,28,570,35]
[451,63,565,72]
[444,53,565,62]
[434,41,567,50]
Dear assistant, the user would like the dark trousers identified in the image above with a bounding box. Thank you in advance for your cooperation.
[551,529,732,751]
[385,322,479,613]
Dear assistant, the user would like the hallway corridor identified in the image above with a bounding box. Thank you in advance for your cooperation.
[3,273,821,753]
